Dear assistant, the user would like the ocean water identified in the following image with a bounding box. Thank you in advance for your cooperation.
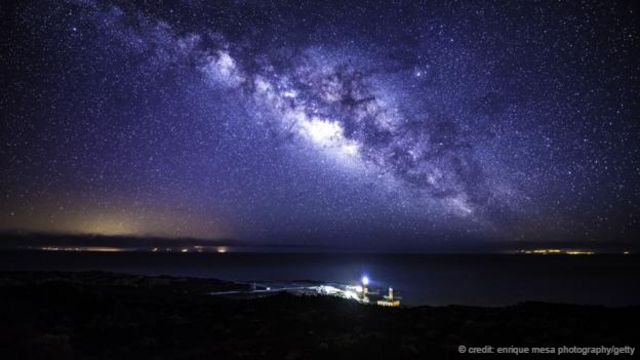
[1,251,639,306]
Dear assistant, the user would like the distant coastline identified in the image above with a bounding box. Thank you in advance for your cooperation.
[1,232,636,254]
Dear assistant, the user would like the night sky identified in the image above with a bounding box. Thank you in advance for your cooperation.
[1,0,639,249]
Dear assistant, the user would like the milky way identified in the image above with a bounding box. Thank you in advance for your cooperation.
[1,0,638,248]
[203,45,505,217]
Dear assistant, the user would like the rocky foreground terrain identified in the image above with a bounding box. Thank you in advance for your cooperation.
[0,271,637,359]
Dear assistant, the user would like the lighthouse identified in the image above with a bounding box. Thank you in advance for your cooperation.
[361,275,369,296]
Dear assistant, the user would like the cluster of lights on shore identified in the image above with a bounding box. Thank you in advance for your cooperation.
[516,249,596,255]
[35,245,229,253]
[153,246,228,254]
[335,274,400,307]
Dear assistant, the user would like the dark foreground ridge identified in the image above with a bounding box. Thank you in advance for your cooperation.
[0,271,637,359]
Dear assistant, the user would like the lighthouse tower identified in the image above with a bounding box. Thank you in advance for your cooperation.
[361,276,369,296]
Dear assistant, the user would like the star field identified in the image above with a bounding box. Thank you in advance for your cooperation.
[1,0,638,248]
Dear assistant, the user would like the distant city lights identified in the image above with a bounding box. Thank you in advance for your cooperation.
[516,249,596,255]
[38,246,126,252]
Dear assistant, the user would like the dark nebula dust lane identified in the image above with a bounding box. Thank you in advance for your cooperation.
[1,0,638,248]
